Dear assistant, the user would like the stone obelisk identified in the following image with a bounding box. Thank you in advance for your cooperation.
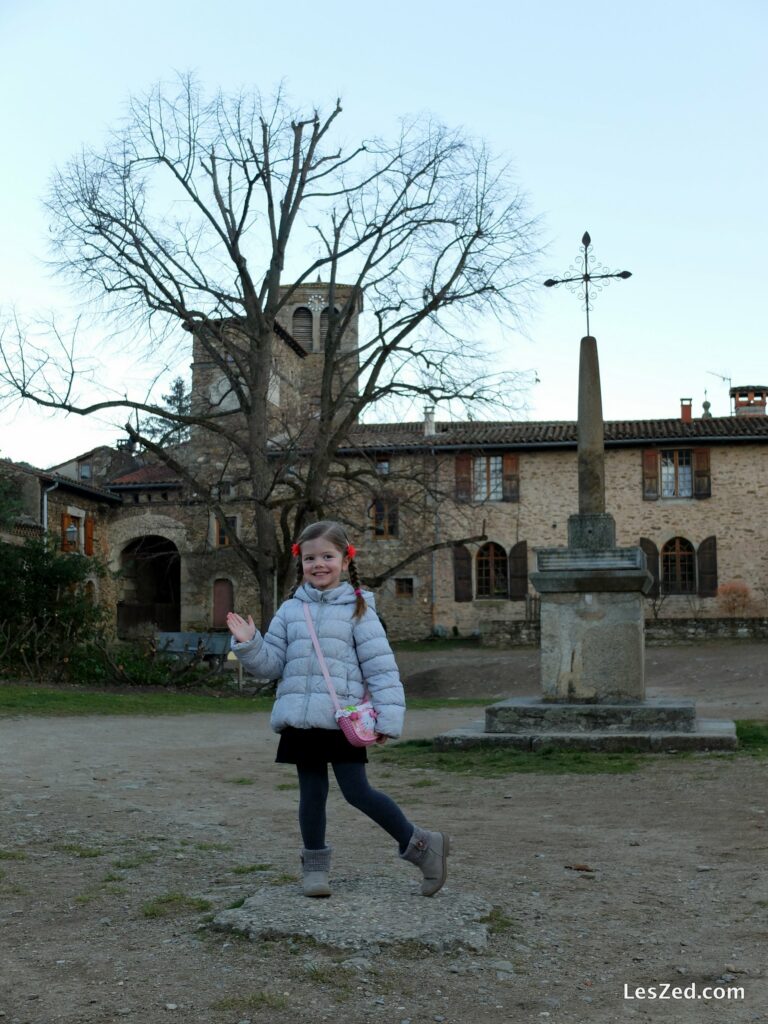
[530,336,651,702]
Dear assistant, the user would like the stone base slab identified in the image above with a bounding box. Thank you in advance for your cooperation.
[212,876,492,951]
[486,697,697,734]
[434,718,737,753]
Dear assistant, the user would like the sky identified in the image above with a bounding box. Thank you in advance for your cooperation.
[1,0,766,468]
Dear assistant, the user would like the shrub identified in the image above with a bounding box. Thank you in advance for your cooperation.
[0,538,109,682]
[716,580,753,617]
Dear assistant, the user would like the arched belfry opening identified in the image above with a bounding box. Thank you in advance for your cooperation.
[117,535,181,635]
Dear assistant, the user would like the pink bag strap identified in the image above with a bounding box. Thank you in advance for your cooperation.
[302,602,343,714]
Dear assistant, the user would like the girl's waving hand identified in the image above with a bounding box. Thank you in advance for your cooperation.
[226,612,256,644]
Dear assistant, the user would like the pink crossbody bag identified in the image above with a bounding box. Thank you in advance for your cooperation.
[302,602,379,747]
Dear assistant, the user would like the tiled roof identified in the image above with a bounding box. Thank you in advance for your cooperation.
[109,464,184,486]
[336,415,768,451]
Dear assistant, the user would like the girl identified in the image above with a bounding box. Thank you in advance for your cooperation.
[226,520,449,898]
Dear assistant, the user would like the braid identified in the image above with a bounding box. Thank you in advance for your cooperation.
[347,558,367,620]
[287,557,304,598]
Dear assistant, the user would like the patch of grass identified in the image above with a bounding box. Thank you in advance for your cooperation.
[211,992,288,1012]
[736,720,768,755]
[276,782,299,790]
[392,638,481,651]
[406,697,497,710]
[480,906,515,934]
[101,872,124,883]
[232,863,272,874]
[410,778,437,788]
[378,739,642,776]
[269,872,298,886]
[0,850,26,861]
[113,852,157,869]
[224,777,255,785]
[0,683,272,718]
[194,841,232,852]
[226,897,247,909]
[142,893,213,918]
[53,842,104,858]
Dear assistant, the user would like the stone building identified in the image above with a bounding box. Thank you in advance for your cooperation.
[0,459,122,610]
[6,286,768,643]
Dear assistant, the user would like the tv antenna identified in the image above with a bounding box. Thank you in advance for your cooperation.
[707,371,733,414]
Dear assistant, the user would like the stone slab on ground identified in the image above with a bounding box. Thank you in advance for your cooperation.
[435,717,737,752]
[212,875,492,952]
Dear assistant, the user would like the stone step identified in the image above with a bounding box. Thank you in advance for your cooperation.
[434,718,737,753]
[485,697,697,734]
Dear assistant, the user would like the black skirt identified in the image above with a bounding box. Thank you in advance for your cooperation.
[275,726,368,766]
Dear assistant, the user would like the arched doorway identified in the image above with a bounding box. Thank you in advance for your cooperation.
[117,535,181,635]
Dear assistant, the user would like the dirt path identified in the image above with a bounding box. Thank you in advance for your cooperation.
[1,645,767,1023]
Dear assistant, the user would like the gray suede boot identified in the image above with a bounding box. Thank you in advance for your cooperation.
[400,826,450,896]
[300,846,332,897]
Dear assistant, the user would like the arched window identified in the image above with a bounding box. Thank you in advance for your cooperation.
[292,307,313,349]
[320,306,340,343]
[476,543,508,599]
[661,537,695,593]
[212,578,235,629]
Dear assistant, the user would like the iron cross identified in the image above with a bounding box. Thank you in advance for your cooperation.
[544,232,632,336]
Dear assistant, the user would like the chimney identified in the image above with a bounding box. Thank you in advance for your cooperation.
[424,405,436,436]
[729,385,768,416]
[680,398,693,423]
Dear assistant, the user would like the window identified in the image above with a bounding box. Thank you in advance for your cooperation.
[661,537,696,593]
[643,449,711,500]
[476,543,508,598]
[216,516,238,547]
[292,307,313,348]
[661,449,693,497]
[394,578,414,598]
[376,459,390,476]
[455,453,519,503]
[61,513,82,553]
[78,461,92,481]
[369,499,399,539]
[473,455,503,500]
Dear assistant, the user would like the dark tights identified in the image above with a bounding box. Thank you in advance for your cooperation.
[297,761,414,853]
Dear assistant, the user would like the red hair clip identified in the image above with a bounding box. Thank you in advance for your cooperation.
[347,544,357,559]
[291,542,301,557]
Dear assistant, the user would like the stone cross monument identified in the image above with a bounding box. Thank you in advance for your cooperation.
[435,233,737,750]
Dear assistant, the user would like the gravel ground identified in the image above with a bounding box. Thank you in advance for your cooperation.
[1,642,767,1024]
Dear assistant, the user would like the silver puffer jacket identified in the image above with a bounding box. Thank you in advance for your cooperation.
[231,582,406,738]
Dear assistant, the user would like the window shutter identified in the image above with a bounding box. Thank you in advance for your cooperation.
[697,536,718,596]
[84,515,95,556]
[60,513,70,551]
[508,540,528,600]
[502,453,520,503]
[453,544,472,602]
[455,453,472,502]
[291,307,313,348]
[639,537,660,598]
[693,448,711,499]
[642,450,659,500]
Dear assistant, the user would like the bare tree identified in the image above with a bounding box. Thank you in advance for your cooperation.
[0,75,540,623]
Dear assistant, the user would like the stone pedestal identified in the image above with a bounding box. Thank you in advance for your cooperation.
[531,544,651,702]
